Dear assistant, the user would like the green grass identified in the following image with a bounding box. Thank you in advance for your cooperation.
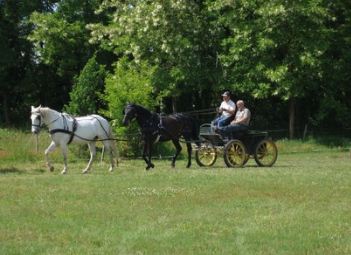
[0,128,350,254]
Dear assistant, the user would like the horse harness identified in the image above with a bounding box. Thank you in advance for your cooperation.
[49,113,78,145]
[140,114,184,142]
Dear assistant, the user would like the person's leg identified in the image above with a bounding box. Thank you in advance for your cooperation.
[218,116,231,127]
[220,124,240,135]
[212,115,225,132]
[217,124,247,137]
[212,116,222,126]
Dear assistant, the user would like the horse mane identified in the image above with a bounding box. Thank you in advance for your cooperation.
[38,107,60,119]
[129,103,154,117]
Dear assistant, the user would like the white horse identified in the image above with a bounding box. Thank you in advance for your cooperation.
[30,106,117,174]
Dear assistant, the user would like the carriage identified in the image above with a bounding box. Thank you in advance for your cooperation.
[195,124,278,168]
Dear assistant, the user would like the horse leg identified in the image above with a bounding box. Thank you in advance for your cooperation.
[185,141,192,168]
[83,142,96,174]
[60,144,68,175]
[143,140,154,170]
[45,141,56,172]
[103,141,115,172]
[147,140,154,169]
[142,141,150,169]
[171,139,182,168]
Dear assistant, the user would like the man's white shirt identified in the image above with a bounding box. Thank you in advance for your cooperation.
[220,100,236,117]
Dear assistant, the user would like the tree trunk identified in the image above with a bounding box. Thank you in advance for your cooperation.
[2,93,10,125]
[289,98,295,139]
[172,96,177,113]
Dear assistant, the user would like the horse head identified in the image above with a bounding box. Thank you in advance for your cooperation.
[122,103,137,126]
[30,105,42,134]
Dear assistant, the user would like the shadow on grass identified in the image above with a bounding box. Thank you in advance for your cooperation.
[33,168,46,174]
[0,167,25,174]
[0,167,46,174]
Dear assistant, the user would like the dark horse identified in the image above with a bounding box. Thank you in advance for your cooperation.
[122,103,200,170]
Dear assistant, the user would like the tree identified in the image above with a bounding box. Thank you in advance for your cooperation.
[64,55,106,115]
[104,57,155,155]
[315,0,351,129]
[211,0,331,138]
[27,0,104,111]
[89,0,221,112]
[104,57,155,124]
[0,0,57,124]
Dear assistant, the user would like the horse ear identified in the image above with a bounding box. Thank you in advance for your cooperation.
[31,106,34,111]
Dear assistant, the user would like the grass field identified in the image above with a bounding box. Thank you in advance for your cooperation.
[0,128,350,254]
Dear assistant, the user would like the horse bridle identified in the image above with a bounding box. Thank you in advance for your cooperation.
[31,113,42,129]
[31,112,60,131]
[123,107,137,125]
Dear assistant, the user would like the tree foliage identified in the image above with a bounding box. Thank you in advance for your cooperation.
[89,0,221,100]
[0,0,350,137]
[64,55,106,115]
[28,0,102,78]
[0,0,58,124]
[104,57,155,125]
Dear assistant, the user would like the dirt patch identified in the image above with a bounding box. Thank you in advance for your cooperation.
[0,149,10,159]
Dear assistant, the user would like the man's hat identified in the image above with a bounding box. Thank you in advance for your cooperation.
[222,91,230,97]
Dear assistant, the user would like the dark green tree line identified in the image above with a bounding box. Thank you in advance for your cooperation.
[0,0,350,138]
[0,0,57,124]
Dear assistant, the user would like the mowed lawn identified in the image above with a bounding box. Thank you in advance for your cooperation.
[0,130,350,254]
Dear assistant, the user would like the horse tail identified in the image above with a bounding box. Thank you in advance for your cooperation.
[95,115,119,166]
[106,121,119,166]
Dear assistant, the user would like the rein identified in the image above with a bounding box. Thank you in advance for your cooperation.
[49,114,124,142]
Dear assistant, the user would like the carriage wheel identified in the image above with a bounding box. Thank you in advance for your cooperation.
[195,143,217,167]
[254,139,278,167]
[223,140,247,167]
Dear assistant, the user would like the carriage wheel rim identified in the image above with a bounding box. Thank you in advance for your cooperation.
[195,145,217,166]
[224,140,246,167]
[255,140,277,166]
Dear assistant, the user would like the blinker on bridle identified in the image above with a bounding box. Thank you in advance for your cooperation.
[31,114,42,128]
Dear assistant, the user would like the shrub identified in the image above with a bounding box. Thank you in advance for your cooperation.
[64,55,106,115]
[104,57,155,156]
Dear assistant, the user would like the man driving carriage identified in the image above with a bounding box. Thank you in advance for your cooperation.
[214,100,251,137]
[211,91,236,128]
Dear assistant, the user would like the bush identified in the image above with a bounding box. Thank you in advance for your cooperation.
[64,55,106,115]
[104,57,155,156]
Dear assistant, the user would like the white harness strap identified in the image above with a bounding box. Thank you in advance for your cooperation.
[154,134,161,144]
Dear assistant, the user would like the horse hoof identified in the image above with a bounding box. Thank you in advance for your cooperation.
[150,163,155,168]
[61,171,67,175]
[49,166,54,172]
[109,167,114,172]
[82,170,88,174]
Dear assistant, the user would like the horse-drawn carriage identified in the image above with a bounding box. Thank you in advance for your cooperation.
[195,124,278,168]
[122,104,278,169]
[31,103,278,172]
